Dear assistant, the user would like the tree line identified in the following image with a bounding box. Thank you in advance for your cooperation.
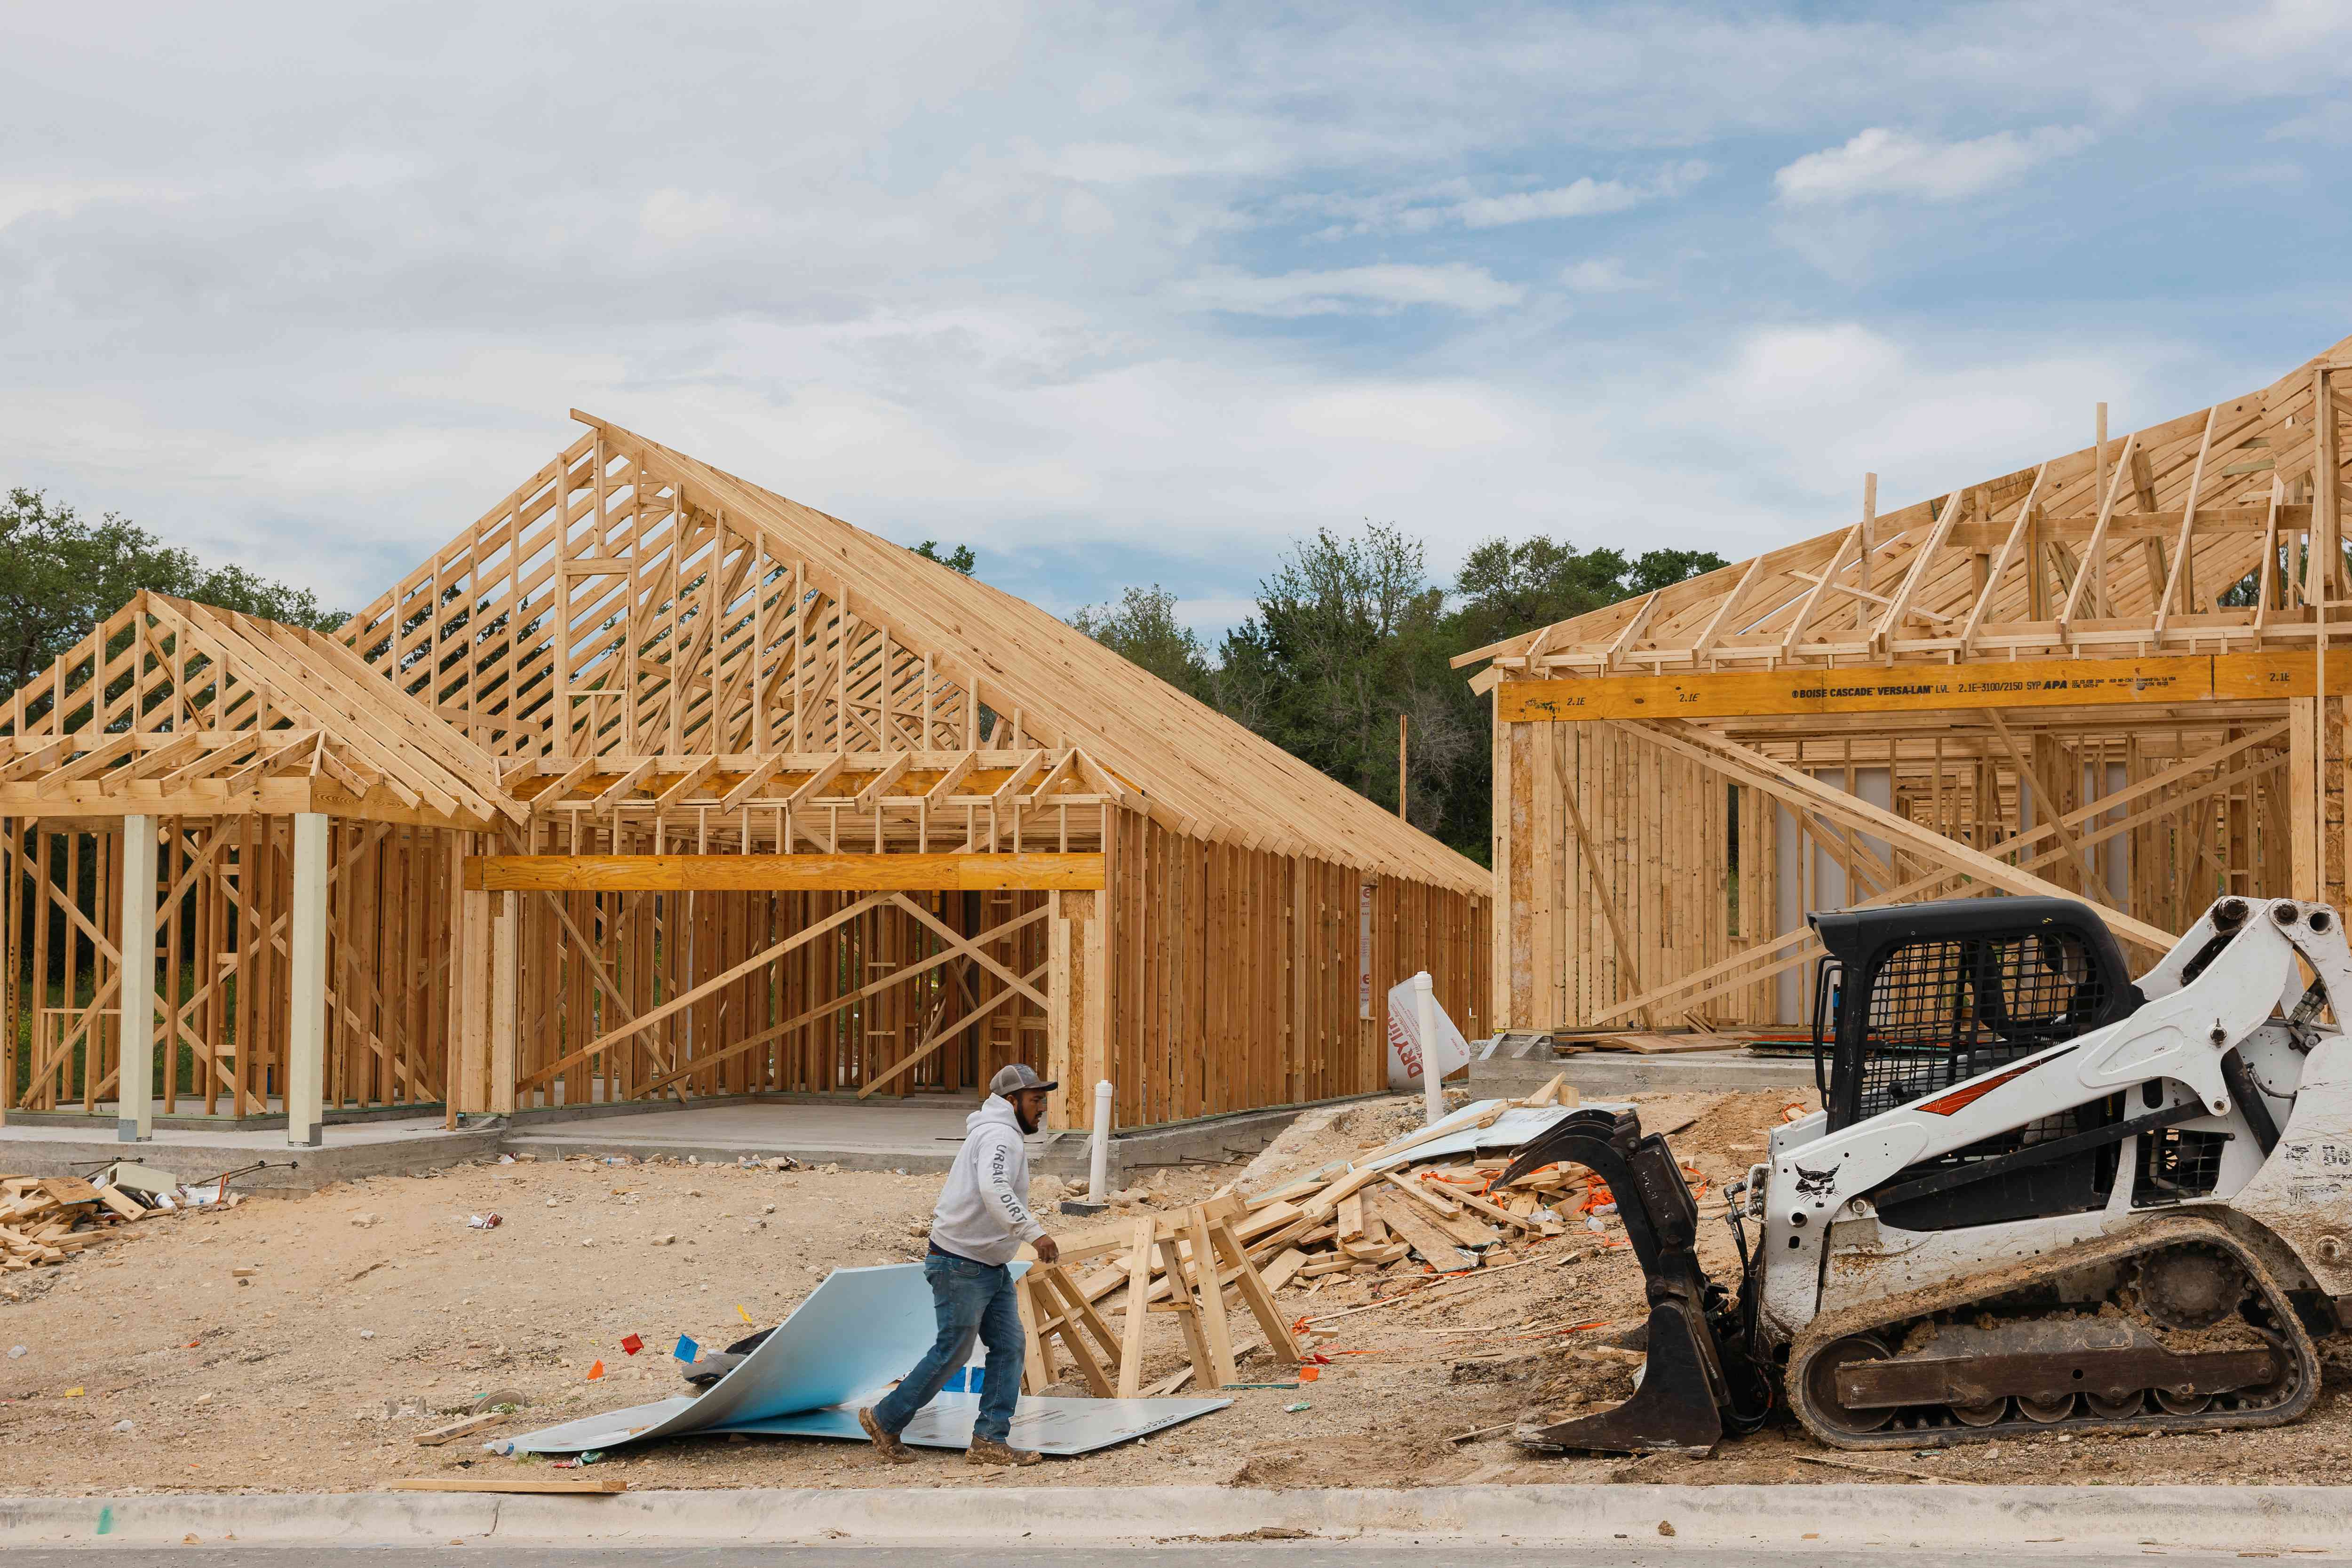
[0,488,346,696]
[1069,529,1724,865]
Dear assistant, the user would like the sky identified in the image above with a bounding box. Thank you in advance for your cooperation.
[6,1,2352,640]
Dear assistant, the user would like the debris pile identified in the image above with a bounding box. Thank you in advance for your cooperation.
[0,1159,273,1279]
[0,1173,161,1272]
[1025,1075,1648,1397]
[1223,1074,1616,1289]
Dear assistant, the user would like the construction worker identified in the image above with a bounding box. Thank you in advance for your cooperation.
[859,1063,1060,1466]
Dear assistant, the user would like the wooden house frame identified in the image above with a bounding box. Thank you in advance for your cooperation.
[2,415,1487,1144]
[1461,333,2352,1036]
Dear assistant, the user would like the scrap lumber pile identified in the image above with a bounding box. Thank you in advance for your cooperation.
[0,1175,152,1272]
[1023,1073,1646,1397]
[1217,1074,1598,1287]
[1552,1028,1736,1055]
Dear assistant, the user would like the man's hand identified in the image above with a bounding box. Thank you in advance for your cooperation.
[1032,1234,1060,1265]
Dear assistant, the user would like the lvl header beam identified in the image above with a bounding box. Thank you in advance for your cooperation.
[1497,650,2344,724]
[463,851,1105,892]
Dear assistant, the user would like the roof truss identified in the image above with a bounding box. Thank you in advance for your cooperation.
[1461,333,2352,685]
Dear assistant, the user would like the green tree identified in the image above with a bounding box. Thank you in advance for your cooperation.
[1622,547,1731,598]
[914,540,977,574]
[1448,538,1730,652]
[1218,525,1467,834]
[1070,585,1213,702]
[1048,527,1732,864]
[0,488,346,695]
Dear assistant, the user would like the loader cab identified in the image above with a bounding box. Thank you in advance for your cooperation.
[1809,898,2146,1228]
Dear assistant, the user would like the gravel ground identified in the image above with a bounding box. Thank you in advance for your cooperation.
[8,1089,2352,1494]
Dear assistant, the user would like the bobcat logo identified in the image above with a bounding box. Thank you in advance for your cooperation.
[1792,1162,1841,1199]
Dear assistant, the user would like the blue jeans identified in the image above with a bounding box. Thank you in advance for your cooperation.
[871,1252,1024,1445]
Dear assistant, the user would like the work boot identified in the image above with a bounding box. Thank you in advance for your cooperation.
[966,1436,1042,1467]
[857,1407,917,1465]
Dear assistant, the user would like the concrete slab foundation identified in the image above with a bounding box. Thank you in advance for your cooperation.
[1472,1037,1815,1099]
[0,1090,1383,1191]
[0,1045,1804,1193]
[0,1117,502,1193]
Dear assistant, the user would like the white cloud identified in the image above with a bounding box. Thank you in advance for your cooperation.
[1453,177,1646,227]
[1283,383,1519,449]
[1773,125,2095,205]
[1302,162,1707,237]
[0,1,2338,629]
[2267,99,2352,142]
[1679,322,2181,507]
[1174,263,1524,318]
[0,178,175,231]
[1559,258,1648,292]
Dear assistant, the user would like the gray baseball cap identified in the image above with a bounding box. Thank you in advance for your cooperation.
[988,1063,1057,1096]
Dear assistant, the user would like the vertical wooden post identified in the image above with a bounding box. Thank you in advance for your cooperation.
[1855,472,1877,627]
[459,885,491,1114]
[287,812,328,1148]
[1046,888,1103,1132]
[1077,888,1107,1113]
[2316,369,2341,605]
[2317,371,2345,902]
[2292,697,2323,900]
[1489,692,1510,1032]
[117,814,157,1143]
[490,889,519,1114]
[2092,402,2109,614]
[0,818,13,1126]
[1397,713,1408,819]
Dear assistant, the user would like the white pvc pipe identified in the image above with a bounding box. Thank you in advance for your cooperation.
[1414,971,1444,1127]
[1089,1079,1113,1198]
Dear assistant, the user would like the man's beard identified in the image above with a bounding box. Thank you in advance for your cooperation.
[1012,1103,1040,1134]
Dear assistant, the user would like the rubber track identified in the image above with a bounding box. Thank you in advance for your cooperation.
[1784,1213,2321,1450]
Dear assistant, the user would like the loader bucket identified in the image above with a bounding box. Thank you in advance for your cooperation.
[1497,1108,1765,1455]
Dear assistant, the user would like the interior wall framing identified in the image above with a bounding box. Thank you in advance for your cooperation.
[1492,708,2298,1034]
[438,804,1488,1134]
[4,814,461,1119]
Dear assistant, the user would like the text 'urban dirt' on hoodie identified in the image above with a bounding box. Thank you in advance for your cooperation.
[927,1094,1043,1266]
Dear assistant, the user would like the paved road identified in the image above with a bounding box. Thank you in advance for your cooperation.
[0,1549,2302,1567]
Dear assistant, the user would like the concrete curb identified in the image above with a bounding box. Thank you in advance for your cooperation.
[8,1483,2352,1550]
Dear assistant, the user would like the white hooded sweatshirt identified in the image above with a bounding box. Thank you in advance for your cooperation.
[927,1094,1044,1266]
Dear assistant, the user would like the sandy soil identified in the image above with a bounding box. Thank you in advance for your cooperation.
[8,1087,2352,1495]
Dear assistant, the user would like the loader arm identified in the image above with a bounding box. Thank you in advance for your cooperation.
[1494,1109,1769,1452]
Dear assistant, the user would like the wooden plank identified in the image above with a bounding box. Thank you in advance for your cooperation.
[1500,649,2352,724]
[1366,1188,1478,1271]
[464,852,1104,892]
[1115,1216,1153,1398]
[1593,1031,1731,1054]
[1181,1204,1238,1388]
[413,1411,503,1446]
[1209,1218,1301,1366]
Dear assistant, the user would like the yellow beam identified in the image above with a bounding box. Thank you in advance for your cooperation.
[463,850,1104,892]
[1499,650,2347,724]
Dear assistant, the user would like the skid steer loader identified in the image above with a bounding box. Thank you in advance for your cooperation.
[1498,894,2352,1454]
